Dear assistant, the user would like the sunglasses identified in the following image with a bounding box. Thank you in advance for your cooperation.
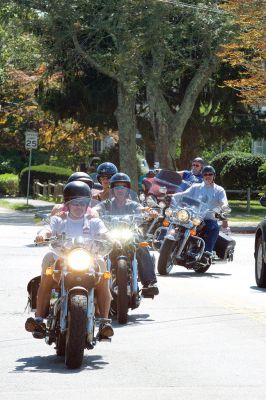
[192,163,201,167]
[203,173,214,177]
[70,200,88,207]
[113,185,127,189]
[100,175,112,180]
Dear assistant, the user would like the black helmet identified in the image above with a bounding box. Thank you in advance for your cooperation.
[202,165,216,176]
[67,172,94,188]
[110,172,131,189]
[192,157,204,166]
[63,181,91,203]
[96,162,118,182]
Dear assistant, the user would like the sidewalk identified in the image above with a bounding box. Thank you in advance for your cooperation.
[0,197,258,232]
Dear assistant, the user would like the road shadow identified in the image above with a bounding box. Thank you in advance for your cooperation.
[13,354,108,373]
[112,313,153,329]
[250,285,266,293]
[156,271,231,279]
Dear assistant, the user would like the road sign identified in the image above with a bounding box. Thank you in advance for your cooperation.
[25,130,38,149]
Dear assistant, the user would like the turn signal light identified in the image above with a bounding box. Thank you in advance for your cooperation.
[45,266,53,276]
[162,220,170,227]
[139,241,149,247]
[190,229,197,236]
[103,271,111,280]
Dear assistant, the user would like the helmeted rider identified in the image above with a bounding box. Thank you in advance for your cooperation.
[95,172,159,296]
[93,162,118,201]
[171,165,229,261]
[51,171,97,217]
[25,181,114,339]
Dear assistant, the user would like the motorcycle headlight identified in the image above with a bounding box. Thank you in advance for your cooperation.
[165,208,173,217]
[176,209,190,223]
[191,217,202,226]
[159,201,166,209]
[109,228,134,241]
[67,248,91,271]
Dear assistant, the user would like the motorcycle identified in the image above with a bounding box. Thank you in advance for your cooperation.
[27,232,112,369]
[157,194,232,275]
[99,192,152,325]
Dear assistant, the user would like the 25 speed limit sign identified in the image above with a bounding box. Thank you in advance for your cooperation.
[25,130,38,149]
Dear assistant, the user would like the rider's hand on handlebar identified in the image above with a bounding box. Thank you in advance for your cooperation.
[35,230,51,243]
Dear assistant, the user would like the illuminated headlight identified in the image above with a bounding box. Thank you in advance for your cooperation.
[68,249,91,271]
[191,217,202,226]
[109,228,133,241]
[176,209,190,223]
[165,208,173,217]
[159,201,166,209]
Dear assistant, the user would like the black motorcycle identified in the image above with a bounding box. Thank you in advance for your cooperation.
[157,195,233,275]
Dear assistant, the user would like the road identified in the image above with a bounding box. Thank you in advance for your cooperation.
[0,221,265,400]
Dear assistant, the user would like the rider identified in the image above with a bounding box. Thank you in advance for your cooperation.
[95,172,159,296]
[178,157,204,191]
[93,162,118,201]
[51,171,96,217]
[171,165,229,259]
[25,181,114,339]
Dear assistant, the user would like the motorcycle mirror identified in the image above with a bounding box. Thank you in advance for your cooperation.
[159,186,167,194]
[139,193,146,202]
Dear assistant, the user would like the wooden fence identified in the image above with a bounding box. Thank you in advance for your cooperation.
[33,180,263,211]
[33,179,65,202]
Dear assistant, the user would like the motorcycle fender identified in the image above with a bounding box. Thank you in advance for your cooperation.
[132,255,138,294]
[68,286,88,297]
[165,234,176,241]
[117,255,129,265]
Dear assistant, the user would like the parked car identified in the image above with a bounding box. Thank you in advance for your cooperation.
[255,196,266,287]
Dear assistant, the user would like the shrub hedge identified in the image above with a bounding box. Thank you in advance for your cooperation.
[210,151,247,185]
[220,154,266,190]
[19,164,72,196]
[258,162,266,187]
[0,174,19,196]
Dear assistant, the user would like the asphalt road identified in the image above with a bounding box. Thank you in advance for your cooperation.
[0,222,266,400]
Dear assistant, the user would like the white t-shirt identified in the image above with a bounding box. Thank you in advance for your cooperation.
[49,214,108,238]
[171,182,228,220]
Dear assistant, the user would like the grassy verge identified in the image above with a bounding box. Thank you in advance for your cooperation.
[229,200,265,222]
[0,199,34,211]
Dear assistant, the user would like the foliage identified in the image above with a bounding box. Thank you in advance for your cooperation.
[0,173,19,196]
[19,164,72,196]
[218,0,266,105]
[258,163,266,186]
[221,154,266,189]
[210,151,248,184]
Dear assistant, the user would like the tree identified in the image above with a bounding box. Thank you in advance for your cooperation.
[218,0,266,105]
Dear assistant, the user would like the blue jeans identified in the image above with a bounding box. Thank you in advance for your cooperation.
[203,219,220,253]
[136,248,157,284]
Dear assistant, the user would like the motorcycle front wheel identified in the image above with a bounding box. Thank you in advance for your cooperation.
[65,294,87,369]
[117,259,129,324]
[157,239,175,275]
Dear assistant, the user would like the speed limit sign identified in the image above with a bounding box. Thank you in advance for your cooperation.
[25,130,38,149]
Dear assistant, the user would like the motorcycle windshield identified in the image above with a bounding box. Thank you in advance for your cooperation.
[144,169,183,197]
[95,189,144,241]
[49,236,113,258]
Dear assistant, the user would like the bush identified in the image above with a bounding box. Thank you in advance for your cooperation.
[19,164,72,196]
[221,154,266,190]
[258,162,266,187]
[210,151,247,185]
[0,174,19,196]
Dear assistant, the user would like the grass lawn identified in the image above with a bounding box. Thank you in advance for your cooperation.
[0,199,34,211]
[229,200,265,222]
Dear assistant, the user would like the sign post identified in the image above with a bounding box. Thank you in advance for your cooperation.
[25,130,38,205]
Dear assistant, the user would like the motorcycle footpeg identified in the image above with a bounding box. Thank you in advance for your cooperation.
[141,293,154,299]
[32,331,46,339]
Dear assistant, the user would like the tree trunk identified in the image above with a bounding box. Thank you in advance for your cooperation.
[115,83,138,191]
[146,80,174,170]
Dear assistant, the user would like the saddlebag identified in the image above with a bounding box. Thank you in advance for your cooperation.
[214,232,236,261]
[27,275,41,311]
